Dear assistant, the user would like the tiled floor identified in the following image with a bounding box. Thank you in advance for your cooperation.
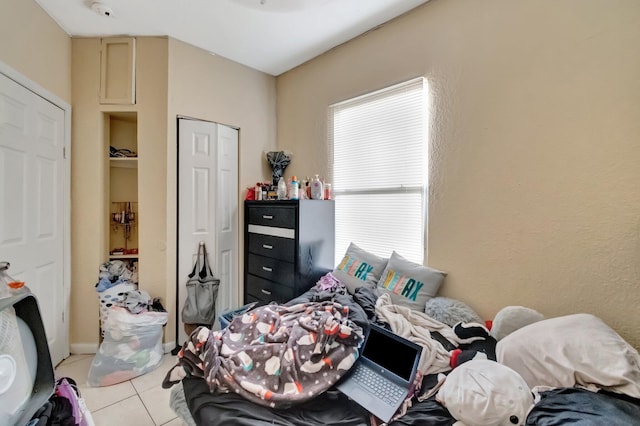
[54,353,185,426]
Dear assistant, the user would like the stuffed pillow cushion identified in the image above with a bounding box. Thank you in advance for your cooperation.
[425,297,483,327]
[333,242,388,294]
[497,313,640,399]
[376,251,446,312]
[490,305,544,341]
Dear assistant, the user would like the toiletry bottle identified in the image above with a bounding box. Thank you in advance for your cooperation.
[277,177,287,200]
[304,177,311,199]
[324,183,332,200]
[311,174,324,200]
[289,176,299,200]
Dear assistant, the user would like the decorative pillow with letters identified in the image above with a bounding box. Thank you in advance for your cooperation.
[333,242,388,294]
[376,251,446,311]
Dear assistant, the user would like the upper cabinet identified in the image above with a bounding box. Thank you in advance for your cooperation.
[100,37,136,105]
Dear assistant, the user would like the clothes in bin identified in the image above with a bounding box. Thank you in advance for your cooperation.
[88,305,168,387]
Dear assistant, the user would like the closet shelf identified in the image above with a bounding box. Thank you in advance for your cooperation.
[110,158,138,168]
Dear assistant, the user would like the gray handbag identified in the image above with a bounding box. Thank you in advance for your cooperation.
[182,242,220,326]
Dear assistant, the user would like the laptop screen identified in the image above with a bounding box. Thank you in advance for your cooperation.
[362,326,420,381]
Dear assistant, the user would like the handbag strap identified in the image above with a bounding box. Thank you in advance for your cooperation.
[199,243,214,278]
[188,242,205,278]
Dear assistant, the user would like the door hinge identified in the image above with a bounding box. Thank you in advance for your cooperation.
[63,146,66,159]
[62,310,64,323]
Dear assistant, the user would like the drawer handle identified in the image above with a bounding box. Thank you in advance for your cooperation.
[262,244,273,250]
[261,289,272,295]
[262,266,273,272]
[262,215,273,220]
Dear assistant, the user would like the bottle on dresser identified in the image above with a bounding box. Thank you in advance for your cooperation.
[289,176,299,200]
[277,177,288,200]
[311,175,324,200]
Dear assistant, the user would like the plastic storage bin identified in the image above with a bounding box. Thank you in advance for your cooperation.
[218,302,257,329]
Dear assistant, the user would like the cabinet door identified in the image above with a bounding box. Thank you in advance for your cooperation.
[100,37,136,104]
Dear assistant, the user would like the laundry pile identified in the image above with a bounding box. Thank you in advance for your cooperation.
[95,260,139,332]
[89,260,168,387]
[29,378,93,426]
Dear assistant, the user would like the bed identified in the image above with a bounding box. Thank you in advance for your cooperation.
[164,246,640,425]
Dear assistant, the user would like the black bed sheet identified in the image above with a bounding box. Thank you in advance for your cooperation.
[182,376,456,426]
[526,387,640,425]
[183,377,369,426]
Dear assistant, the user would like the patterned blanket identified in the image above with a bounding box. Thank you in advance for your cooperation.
[163,301,363,408]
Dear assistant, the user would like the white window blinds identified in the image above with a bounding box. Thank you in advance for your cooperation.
[329,77,428,264]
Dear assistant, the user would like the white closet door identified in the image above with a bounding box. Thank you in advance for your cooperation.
[0,71,68,365]
[177,118,238,344]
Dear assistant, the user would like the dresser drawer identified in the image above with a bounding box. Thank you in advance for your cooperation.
[248,233,295,261]
[247,253,295,287]
[248,205,296,229]
[246,274,295,303]
[244,293,264,306]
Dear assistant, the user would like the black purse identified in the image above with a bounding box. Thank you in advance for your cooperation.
[182,242,220,326]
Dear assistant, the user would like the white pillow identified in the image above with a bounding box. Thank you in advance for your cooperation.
[437,360,533,426]
[497,313,640,399]
[376,251,446,312]
[332,242,388,294]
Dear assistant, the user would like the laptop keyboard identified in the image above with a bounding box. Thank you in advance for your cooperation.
[351,364,406,405]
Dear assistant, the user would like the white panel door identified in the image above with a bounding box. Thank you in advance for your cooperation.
[177,118,238,344]
[214,124,239,327]
[0,72,67,365]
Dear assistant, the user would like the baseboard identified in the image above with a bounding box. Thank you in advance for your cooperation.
[70,343,99,354]
[164,341,179,354]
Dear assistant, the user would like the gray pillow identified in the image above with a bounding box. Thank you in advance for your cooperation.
[490,306,544,341]
[333,242,388,294]
[424,297,483,327]
[376,251,446,311]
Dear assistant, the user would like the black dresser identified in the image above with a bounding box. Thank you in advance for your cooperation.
[244,200,335,305]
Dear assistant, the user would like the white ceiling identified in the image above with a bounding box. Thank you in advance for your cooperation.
[35,0,430,76]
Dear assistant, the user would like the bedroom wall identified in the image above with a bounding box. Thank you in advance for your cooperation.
[0,0,71,102]
[276,0,640,349]
[165,38,277,345]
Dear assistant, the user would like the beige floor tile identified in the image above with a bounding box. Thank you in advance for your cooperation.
[162,418,187,426]
[80,380,137,412]
[91,395,155,426]
[54,354,94,384]
[138,384,177,426]
[131,354,177,393]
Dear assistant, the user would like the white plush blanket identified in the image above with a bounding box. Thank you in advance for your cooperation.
[375,293,460,376]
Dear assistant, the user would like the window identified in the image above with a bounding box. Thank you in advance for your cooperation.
[329,77,428,264]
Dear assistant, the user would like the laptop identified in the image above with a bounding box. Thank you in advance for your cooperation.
[336,323,423,423]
